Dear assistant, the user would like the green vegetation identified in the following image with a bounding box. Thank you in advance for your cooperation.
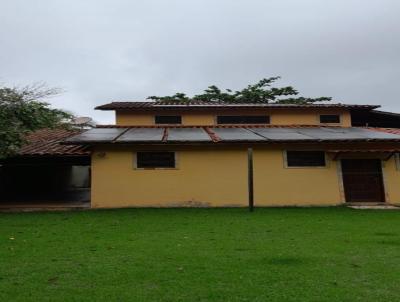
[1,208,399,301]
[148,77,332,104]
[0,83,73,159]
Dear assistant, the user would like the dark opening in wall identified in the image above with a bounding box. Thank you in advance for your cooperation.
[136,152,176,168]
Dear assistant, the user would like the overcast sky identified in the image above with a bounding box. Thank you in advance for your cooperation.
[1,0,399,123]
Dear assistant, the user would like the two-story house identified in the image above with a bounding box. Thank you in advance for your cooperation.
[66,101,400,208]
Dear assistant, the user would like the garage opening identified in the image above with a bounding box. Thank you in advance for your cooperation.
[0,157,90,208]
[0,128,91,209]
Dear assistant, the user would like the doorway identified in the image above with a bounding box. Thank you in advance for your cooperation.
[341,159,385,203]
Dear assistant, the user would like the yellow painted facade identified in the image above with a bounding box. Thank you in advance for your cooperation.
[90,145,400,208]
[382,157,400,204]
[87,106,400,208]
[253,149,343,206]
[91,146,248,208]
[115,109,351,126]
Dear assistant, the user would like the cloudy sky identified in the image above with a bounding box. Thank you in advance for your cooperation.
[1,0,399,123]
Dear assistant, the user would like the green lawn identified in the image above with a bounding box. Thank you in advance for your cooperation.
[1,208,400,301]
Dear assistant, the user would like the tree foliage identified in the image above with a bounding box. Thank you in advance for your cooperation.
[0,84,73,159]
[148,77,332,104]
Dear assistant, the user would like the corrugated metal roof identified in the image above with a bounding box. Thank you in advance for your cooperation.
[16,128,90,156]
[64,126,400,145]
[95,101,379,111]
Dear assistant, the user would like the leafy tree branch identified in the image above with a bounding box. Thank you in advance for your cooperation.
[0,83,73,159]
[148,77,331,104]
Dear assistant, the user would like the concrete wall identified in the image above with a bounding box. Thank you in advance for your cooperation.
[115,109,352,127]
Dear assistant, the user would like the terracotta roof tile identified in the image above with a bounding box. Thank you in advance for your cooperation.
[17,128,90,156]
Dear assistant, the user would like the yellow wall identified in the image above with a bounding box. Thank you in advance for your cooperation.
[93,145,378,208]
[271,109,351,126]
[116,112,154,125]
[91,145,400,208]
[115,112,215,125]
[253,149,343,206]
[91,147,248,208]
[382,157,400,205]
[115,109,352,126]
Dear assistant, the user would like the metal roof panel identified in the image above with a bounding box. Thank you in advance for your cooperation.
[167,128,211,142]
[117,128,164,142]
[249,128,313,140]
[65,128,127,142]
[212,128,265,141]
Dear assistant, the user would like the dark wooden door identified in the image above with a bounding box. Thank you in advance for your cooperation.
[341,159,385,203]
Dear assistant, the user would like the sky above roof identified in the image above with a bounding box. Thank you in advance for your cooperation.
[1,0,399,124]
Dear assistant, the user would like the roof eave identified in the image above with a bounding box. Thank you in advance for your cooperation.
[95,102,381,111]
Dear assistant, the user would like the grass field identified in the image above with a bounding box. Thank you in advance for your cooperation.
[1,207,400,301]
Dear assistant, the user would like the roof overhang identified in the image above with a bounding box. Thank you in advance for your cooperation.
[95,102,380,111]
[327,150,399,161]
[63,126,400,146]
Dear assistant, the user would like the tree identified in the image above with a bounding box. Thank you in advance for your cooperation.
[0,83,73,159]
[148,77,332,104]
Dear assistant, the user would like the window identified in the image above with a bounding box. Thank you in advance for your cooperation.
[217,115,270,124]
[320,114,340,124]
[286,151,326,167]
[136,152,176,168]
[155,115,182,124]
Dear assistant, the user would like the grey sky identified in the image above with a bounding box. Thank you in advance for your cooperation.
[1,0,399,124]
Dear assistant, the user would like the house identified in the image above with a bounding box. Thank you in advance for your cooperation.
[61,101,400,208]
[0,129,90,208]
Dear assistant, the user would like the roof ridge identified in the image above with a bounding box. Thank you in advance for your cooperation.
[95,102,380,110]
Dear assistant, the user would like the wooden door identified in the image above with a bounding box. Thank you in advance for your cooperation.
[341,159,385,203]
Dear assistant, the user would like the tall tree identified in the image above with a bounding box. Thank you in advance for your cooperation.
[148,77,331,104]
[0,84,73,159]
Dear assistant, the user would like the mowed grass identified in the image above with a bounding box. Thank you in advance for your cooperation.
[1,208,400,301]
